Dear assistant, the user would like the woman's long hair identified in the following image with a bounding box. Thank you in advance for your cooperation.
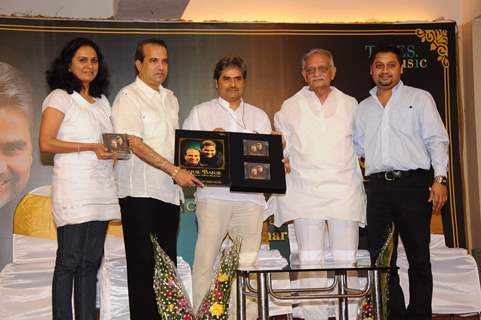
[46,38,109,98]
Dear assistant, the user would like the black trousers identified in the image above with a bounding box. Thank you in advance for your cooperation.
[367,171,433,320]
[119,197,180,320]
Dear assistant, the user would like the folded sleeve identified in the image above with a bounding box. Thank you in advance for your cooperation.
[111,91,144,137]
[41,89,71,114]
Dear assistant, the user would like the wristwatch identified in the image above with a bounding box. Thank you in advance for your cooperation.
[434,176,447,185]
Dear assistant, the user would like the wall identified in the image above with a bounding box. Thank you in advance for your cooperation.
[0,0,464,23]
[462,13,481,250]
[0,0,113,18]
[182,0,461,23]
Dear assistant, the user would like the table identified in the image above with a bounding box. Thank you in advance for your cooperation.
[236,260,393,320]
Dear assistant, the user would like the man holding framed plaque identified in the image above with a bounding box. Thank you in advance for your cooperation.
[271,48,366,320]
[182,56,271,315]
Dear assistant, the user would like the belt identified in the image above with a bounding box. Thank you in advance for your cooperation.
[368,169,428,181]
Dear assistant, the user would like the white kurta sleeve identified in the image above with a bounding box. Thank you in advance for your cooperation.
[182,106,201,130]
[111,91,144,137]
[41,89,71,114]
[258,112,272,134]
[274,106,290,158]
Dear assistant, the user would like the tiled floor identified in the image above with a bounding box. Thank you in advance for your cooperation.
[95,312,481,319]
[432,315,481,320]
[266,314,481,320]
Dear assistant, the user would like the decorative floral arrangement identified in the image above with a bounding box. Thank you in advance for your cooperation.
[375,224,395,320]
[151,234,195,320]
[151,234,241,320]
[196,239,241,320]
[357,297,374,320]
[357,224,395,320]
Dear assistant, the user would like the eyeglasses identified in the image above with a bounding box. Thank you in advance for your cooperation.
[304,64,332,75]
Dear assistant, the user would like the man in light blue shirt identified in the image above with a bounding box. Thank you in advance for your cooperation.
[353,45,449,320]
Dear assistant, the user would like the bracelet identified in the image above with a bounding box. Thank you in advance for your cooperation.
[77,143,80,155]
[171,167,180,179]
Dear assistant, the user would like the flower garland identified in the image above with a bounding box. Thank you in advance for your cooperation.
[357,224,395,320]
[151,234,241,320]
[196,239,241,320]
[151,234,195,320]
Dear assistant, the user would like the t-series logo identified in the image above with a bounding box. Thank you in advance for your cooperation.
[365,44,428,69]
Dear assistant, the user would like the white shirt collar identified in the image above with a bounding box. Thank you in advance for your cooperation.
[302,85,337,96]
[217,96,244,113]
[369,80,404,98]
[134,76,166,99]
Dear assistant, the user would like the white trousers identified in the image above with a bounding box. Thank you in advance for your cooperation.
[294,218,359,263]
[293,218,360,320]
[192,199,264,317]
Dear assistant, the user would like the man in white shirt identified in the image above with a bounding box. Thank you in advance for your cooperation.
[112,38,202,320]
[271,48,366,320]
[182,56,271,314]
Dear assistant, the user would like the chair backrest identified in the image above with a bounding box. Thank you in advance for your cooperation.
[13,185,123,240]
[13,186,56,240]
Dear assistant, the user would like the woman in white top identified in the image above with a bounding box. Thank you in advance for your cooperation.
[39,38,120,320]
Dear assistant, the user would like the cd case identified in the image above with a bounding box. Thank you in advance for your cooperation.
[102,133,131,160]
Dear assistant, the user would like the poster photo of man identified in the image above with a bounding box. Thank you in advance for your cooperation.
[0,62,33,209]
[183,147,201,167]
[179,138,225,169]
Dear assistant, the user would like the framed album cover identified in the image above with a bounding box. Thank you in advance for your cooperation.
[229,132,286,194]
[175,130,229,185]
[102,133,131,160]
[175,130,285,193]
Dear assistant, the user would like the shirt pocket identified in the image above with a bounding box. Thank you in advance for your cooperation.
[141,111,164,140]
[391,104,416,136]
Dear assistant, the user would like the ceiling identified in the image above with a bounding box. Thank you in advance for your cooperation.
[114,0,190,19]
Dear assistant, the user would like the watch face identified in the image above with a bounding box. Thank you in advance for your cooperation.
[435,176,447,184]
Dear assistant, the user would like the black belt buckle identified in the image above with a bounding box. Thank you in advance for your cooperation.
[384,170,402,181]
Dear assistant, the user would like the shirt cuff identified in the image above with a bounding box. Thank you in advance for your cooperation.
[433,167,447,178]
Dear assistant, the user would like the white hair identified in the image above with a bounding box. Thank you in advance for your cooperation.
[301,48,335,70]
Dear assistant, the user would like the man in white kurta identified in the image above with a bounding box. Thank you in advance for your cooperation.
[272,49,366,320]
[183,57,271,317]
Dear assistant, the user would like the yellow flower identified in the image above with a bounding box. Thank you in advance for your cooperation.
[209,303,225,316]
[167,304,174,312]
[217,273,229,282]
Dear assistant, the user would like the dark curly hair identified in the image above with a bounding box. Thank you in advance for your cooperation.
[46,38,109,98]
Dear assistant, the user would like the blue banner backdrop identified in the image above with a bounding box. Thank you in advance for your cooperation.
[0,17,462,269]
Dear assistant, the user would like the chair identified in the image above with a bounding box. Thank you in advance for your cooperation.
[0,186,57,320]
[397,234,481,315]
